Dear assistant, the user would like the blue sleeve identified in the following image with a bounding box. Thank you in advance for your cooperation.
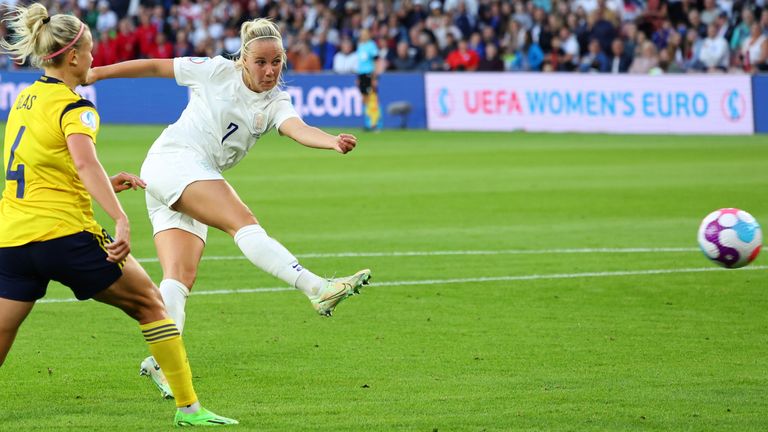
[529,46,544,71]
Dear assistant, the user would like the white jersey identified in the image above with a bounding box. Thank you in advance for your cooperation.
[149,56,299,171]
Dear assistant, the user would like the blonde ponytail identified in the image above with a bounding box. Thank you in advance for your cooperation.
[1,3,87,68]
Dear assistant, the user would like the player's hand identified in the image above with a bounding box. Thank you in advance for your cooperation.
[107,216,131,263]
[110,172,146,193]
[334,133,357,154]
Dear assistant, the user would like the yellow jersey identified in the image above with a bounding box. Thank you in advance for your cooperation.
[0,75,102,247]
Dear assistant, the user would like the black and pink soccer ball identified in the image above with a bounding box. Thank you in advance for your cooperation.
[698,208,762,269]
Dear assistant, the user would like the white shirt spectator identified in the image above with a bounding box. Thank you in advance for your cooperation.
[332,52,358,74]
[562,34,580,63]
[716,0,733,16]
[699,36,729,68]
[443,0,479,15]
[742,34,767,65]
[208,21,224,41]
[223,36,241,56]
[96,1,118,35]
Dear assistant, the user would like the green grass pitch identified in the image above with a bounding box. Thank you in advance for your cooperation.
[1,125,767,431]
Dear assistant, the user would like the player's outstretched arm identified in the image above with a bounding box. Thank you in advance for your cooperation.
[86,59,175,85]
[279,117,357,154]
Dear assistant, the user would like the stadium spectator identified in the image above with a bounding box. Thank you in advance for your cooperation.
[607,37,632,73]
[222,26,240,57]
[92,29,119,67]
[452,1,477,38]
[730,9,754,54]
[509,30,544,71]
[332,37,358,73]
[628,40,659,73]
[696,23,730,71]
[95,0,117,36]
[477,43,504,70]
[287,40,321,71]
[559,25,580,70]
[468,30,484,58]
[445,38,479,70]
[148,32,173,58]
[740,22,768,72]
[174,30,194,57]
[135,9,157,57]
[658,43,684,73]
[688,9,708,38]
[418,41,446,70]
[663,29,685,67]
[502,19,526,52]
[375,35,394,72]
[700,0,721,26]
[114,18,137,61]
[652,19,673,49]
[579,38,610,71]
[392,39,419,71]
[83,0,98,30]
[3,0,766,75]
[312,29,336,70]
[683,27,703,69]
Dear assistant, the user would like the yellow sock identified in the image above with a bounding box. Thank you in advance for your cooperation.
[140,318,198,407]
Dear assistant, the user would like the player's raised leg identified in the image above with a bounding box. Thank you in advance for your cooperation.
[172,180,371,316]
[0,298,35,367]
[93,256,237,426]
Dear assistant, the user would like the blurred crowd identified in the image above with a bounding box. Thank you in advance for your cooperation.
[1,0,767,74]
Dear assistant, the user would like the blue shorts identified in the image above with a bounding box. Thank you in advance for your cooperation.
[0,230,123,302]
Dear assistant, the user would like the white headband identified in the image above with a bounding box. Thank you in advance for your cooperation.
[243,35,280,48]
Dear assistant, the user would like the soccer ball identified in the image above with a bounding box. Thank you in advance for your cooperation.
[697,208,762,269]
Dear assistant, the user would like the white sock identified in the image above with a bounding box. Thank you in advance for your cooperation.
[159,279,190,333]
[234,224,325,297]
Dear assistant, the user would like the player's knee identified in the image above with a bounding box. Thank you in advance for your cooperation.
[165,266,198,289]
[221,213,258,237]
[126,290,167,323]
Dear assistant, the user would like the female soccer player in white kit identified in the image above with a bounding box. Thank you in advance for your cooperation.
[88,18,371,398]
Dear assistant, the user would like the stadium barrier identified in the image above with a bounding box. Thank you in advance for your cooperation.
[0,70,427,130]
[0,70,762,134]
[425,73,755,135]
[752,75,768,134]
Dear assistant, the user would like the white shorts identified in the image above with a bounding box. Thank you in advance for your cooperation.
[140,151,224,242]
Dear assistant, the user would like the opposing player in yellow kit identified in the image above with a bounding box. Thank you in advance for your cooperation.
[0,3,236,427]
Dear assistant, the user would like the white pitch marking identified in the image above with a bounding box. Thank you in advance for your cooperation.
[134,247,701,264]
[36,265,767,304]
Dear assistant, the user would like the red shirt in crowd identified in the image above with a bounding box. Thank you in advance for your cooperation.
[445,46,480,71]
[92,36,118,67]
[114,29,138,61]
[135,22,158,57]
[149,40,174,58]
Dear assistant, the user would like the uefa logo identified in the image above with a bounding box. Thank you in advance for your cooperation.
[431,87,454,118]
[720,89,746,122]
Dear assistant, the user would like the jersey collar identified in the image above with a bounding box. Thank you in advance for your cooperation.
[38,75,64,84]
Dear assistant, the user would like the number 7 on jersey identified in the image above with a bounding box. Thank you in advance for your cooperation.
[222,122,239,144]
